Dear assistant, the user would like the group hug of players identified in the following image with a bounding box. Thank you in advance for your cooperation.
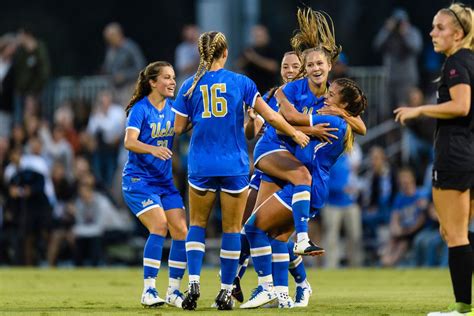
[121,7,367,310]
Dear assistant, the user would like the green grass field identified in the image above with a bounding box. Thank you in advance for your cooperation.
[0,268,457,315]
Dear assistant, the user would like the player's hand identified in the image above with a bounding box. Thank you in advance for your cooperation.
[150,146,173,160]
[318,105,347,118]
[311,123,339,144]
[247,108,258,120]
[292,130,310,148]
[394,106,421,125]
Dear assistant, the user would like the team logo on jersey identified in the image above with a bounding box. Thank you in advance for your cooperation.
[141,199,154,207]
[150,121,174,138]
[449,68,458,79]
[131,177,141,183]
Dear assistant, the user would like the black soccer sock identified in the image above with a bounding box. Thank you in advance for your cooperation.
[448,244,473,305]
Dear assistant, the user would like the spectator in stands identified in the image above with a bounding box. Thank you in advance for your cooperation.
[54,103,81,154]
[72,179,109,266]
[373,8,422,116]
[322,144,363,268]
[7,146,52,265]
[360,146,397,264]
[329,52,349,81]
[86,89,125,188]
[102,22,146,106]
[12,27,50,123]
[39,122,74,179]
[0,33,18,137]
[174,24,200,88]
[412,201,448,267]
[380,167,427,267]
[47,161,76,266]
[400,87,435,183]
[236,25,278,93]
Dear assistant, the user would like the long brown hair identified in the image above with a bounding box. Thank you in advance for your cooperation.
[184,31,228,97]
[125,61,172,116]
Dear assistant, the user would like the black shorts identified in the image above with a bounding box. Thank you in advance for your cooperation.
[432,169,474,191]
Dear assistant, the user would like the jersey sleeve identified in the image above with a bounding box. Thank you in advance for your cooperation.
[444,55,470,88]
[241,75,260,108]
[126,104,145,133]
[172,79,192,117]
[282,81,298,106]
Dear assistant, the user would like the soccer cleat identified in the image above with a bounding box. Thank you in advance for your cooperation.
[232,277,244,303]
[240,285,277,309]
[141,287,165,307]
[276,292,294,309]
[165,289,185,308]
[294,285,312,307]
[181,282,200,310]
[293,239,325,256]
[427,303,473,315]
[215,289,234,310]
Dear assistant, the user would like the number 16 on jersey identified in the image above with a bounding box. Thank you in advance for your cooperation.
[200,83,228,118]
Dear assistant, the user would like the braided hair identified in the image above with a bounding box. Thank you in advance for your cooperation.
[125,61,172,116]
[184,31,228,97]
[331,78,367,152]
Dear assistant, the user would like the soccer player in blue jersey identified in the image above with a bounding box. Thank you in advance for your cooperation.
[240,78,367,309]
[172,31,309,310]
[258,8,367,256]
[122,61,188,308]
[234,51,326,306]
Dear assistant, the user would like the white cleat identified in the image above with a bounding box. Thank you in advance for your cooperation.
[293,239,325,256]
[276,292,294,309]
[165,289,185,308]
[240,285,277,309]
[294,285,312,307]
[141,287,165,307]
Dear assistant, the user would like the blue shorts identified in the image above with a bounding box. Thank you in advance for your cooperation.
[253,129,289,166]
[188,175,249,193]
[273,184,319,219]
[122,176,184,217]
[249,169,263,190]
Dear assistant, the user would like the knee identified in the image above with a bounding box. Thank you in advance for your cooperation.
[168,219,188,240]
[440,226,467,247]
[222,219,241,234]
[148,220,168,236]
[292,166,311,185]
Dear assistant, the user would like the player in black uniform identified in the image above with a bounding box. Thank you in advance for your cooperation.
[394,3,474,315]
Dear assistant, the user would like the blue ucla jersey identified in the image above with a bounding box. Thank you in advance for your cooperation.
[172,69,259,177]
[392,190,428,228]
[123,97,175,184]
[296,114,348,209]
[282,78,326,115]
[279,78,327,151]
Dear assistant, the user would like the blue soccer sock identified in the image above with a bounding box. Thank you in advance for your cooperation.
[245,223,273,287]
[287,239,307,283]
[168,239,186,293]
[220,233,241,291]
[185,226,206,284]
[143,233,165,288]
[292,185,311,241]
[271,239,290,289]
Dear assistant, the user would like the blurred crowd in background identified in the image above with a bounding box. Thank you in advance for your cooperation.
[0,6,467,269]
